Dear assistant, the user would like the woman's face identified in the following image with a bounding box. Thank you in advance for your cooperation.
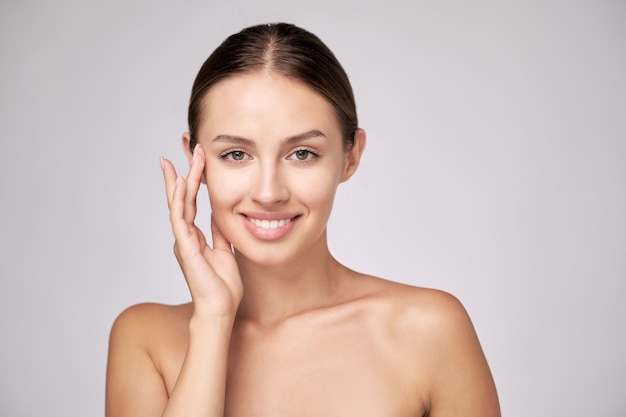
[189,72,364,265]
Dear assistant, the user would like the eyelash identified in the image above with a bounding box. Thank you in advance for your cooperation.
[218,148,250,163]
[218,147,321,164]
[287,147,320,162]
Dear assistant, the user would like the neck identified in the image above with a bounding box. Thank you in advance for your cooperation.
[233,233,344,326]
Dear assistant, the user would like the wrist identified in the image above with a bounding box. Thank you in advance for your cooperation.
[189,311,236,334]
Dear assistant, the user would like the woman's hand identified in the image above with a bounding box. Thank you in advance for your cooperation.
[161,145,243,319]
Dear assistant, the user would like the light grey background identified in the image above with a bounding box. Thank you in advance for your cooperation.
[1,0,624,416]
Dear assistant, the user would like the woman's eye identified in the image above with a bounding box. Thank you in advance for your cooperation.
[230,151,246,160]
[295,150,309,160]
[289,149,318,161]
[220,150,250,162]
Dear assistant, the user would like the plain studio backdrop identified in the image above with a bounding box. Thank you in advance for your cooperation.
[1,0,624,415]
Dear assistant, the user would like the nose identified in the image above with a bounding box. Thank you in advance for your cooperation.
[250,163,289,206]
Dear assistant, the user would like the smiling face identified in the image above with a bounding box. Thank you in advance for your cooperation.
[188,71,365,266]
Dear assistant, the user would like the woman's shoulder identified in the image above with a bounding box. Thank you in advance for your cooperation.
[389,281,469,324]
[360,276,500,415]
[355,273,466,313]
[352,274,476,342]
[106,303,194,410]
[112,302,193,328]
[109,302,192,352]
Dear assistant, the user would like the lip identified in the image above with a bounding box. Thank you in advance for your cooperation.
[240,212,300,241]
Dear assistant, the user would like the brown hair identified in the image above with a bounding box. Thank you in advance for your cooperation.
[187,23,358,151]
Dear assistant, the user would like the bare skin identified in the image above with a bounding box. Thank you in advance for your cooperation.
[105,72,500,417]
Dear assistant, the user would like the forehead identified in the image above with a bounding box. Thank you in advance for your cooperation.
[198,72,340,141]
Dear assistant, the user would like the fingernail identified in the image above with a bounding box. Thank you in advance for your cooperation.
[160,156,165,170]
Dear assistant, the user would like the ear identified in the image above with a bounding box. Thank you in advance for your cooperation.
[181,132,206,184]
[341,128,366,183]
[181,132,193,164]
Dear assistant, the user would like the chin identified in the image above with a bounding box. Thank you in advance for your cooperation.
[232,233,327,269]
[233,245,295,267]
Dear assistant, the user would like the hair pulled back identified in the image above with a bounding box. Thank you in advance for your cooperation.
[187,23,358,151]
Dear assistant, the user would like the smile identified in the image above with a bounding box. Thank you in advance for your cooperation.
[248,218,292,229]
[241,213,300,241]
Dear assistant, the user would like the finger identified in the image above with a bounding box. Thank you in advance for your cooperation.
[211,215,232,253]
[169,175,189,237]
[161,157,178,209]
[183,145,205,224]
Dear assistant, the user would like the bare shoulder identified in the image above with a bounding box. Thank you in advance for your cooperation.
[380,283,485,367]
[354,276,501,416]
[385,282,474,336]
[108,302,192,378]
[343,275,479,351]
[110,302,192,342]
[106,303,192,416]
[351,274,470,329]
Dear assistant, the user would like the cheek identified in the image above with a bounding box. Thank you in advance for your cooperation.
[293,168,341,211]
[204,166,242,211]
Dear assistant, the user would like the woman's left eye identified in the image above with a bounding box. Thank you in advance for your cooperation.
[288,149,319,161]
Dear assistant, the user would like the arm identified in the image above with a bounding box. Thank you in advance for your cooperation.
[105,304,168,417]
[105,144,243,417]
[161,314,234,417]
[425,293,501,417]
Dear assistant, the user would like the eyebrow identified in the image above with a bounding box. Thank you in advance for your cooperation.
[284,129,327,145]
[211,129,326,146]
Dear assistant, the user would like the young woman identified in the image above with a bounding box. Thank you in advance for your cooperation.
[105,23,500,417]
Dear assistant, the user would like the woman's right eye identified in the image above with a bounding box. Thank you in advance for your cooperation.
[220,150,251,162]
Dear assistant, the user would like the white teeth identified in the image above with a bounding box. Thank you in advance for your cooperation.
[249,217,291,229]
